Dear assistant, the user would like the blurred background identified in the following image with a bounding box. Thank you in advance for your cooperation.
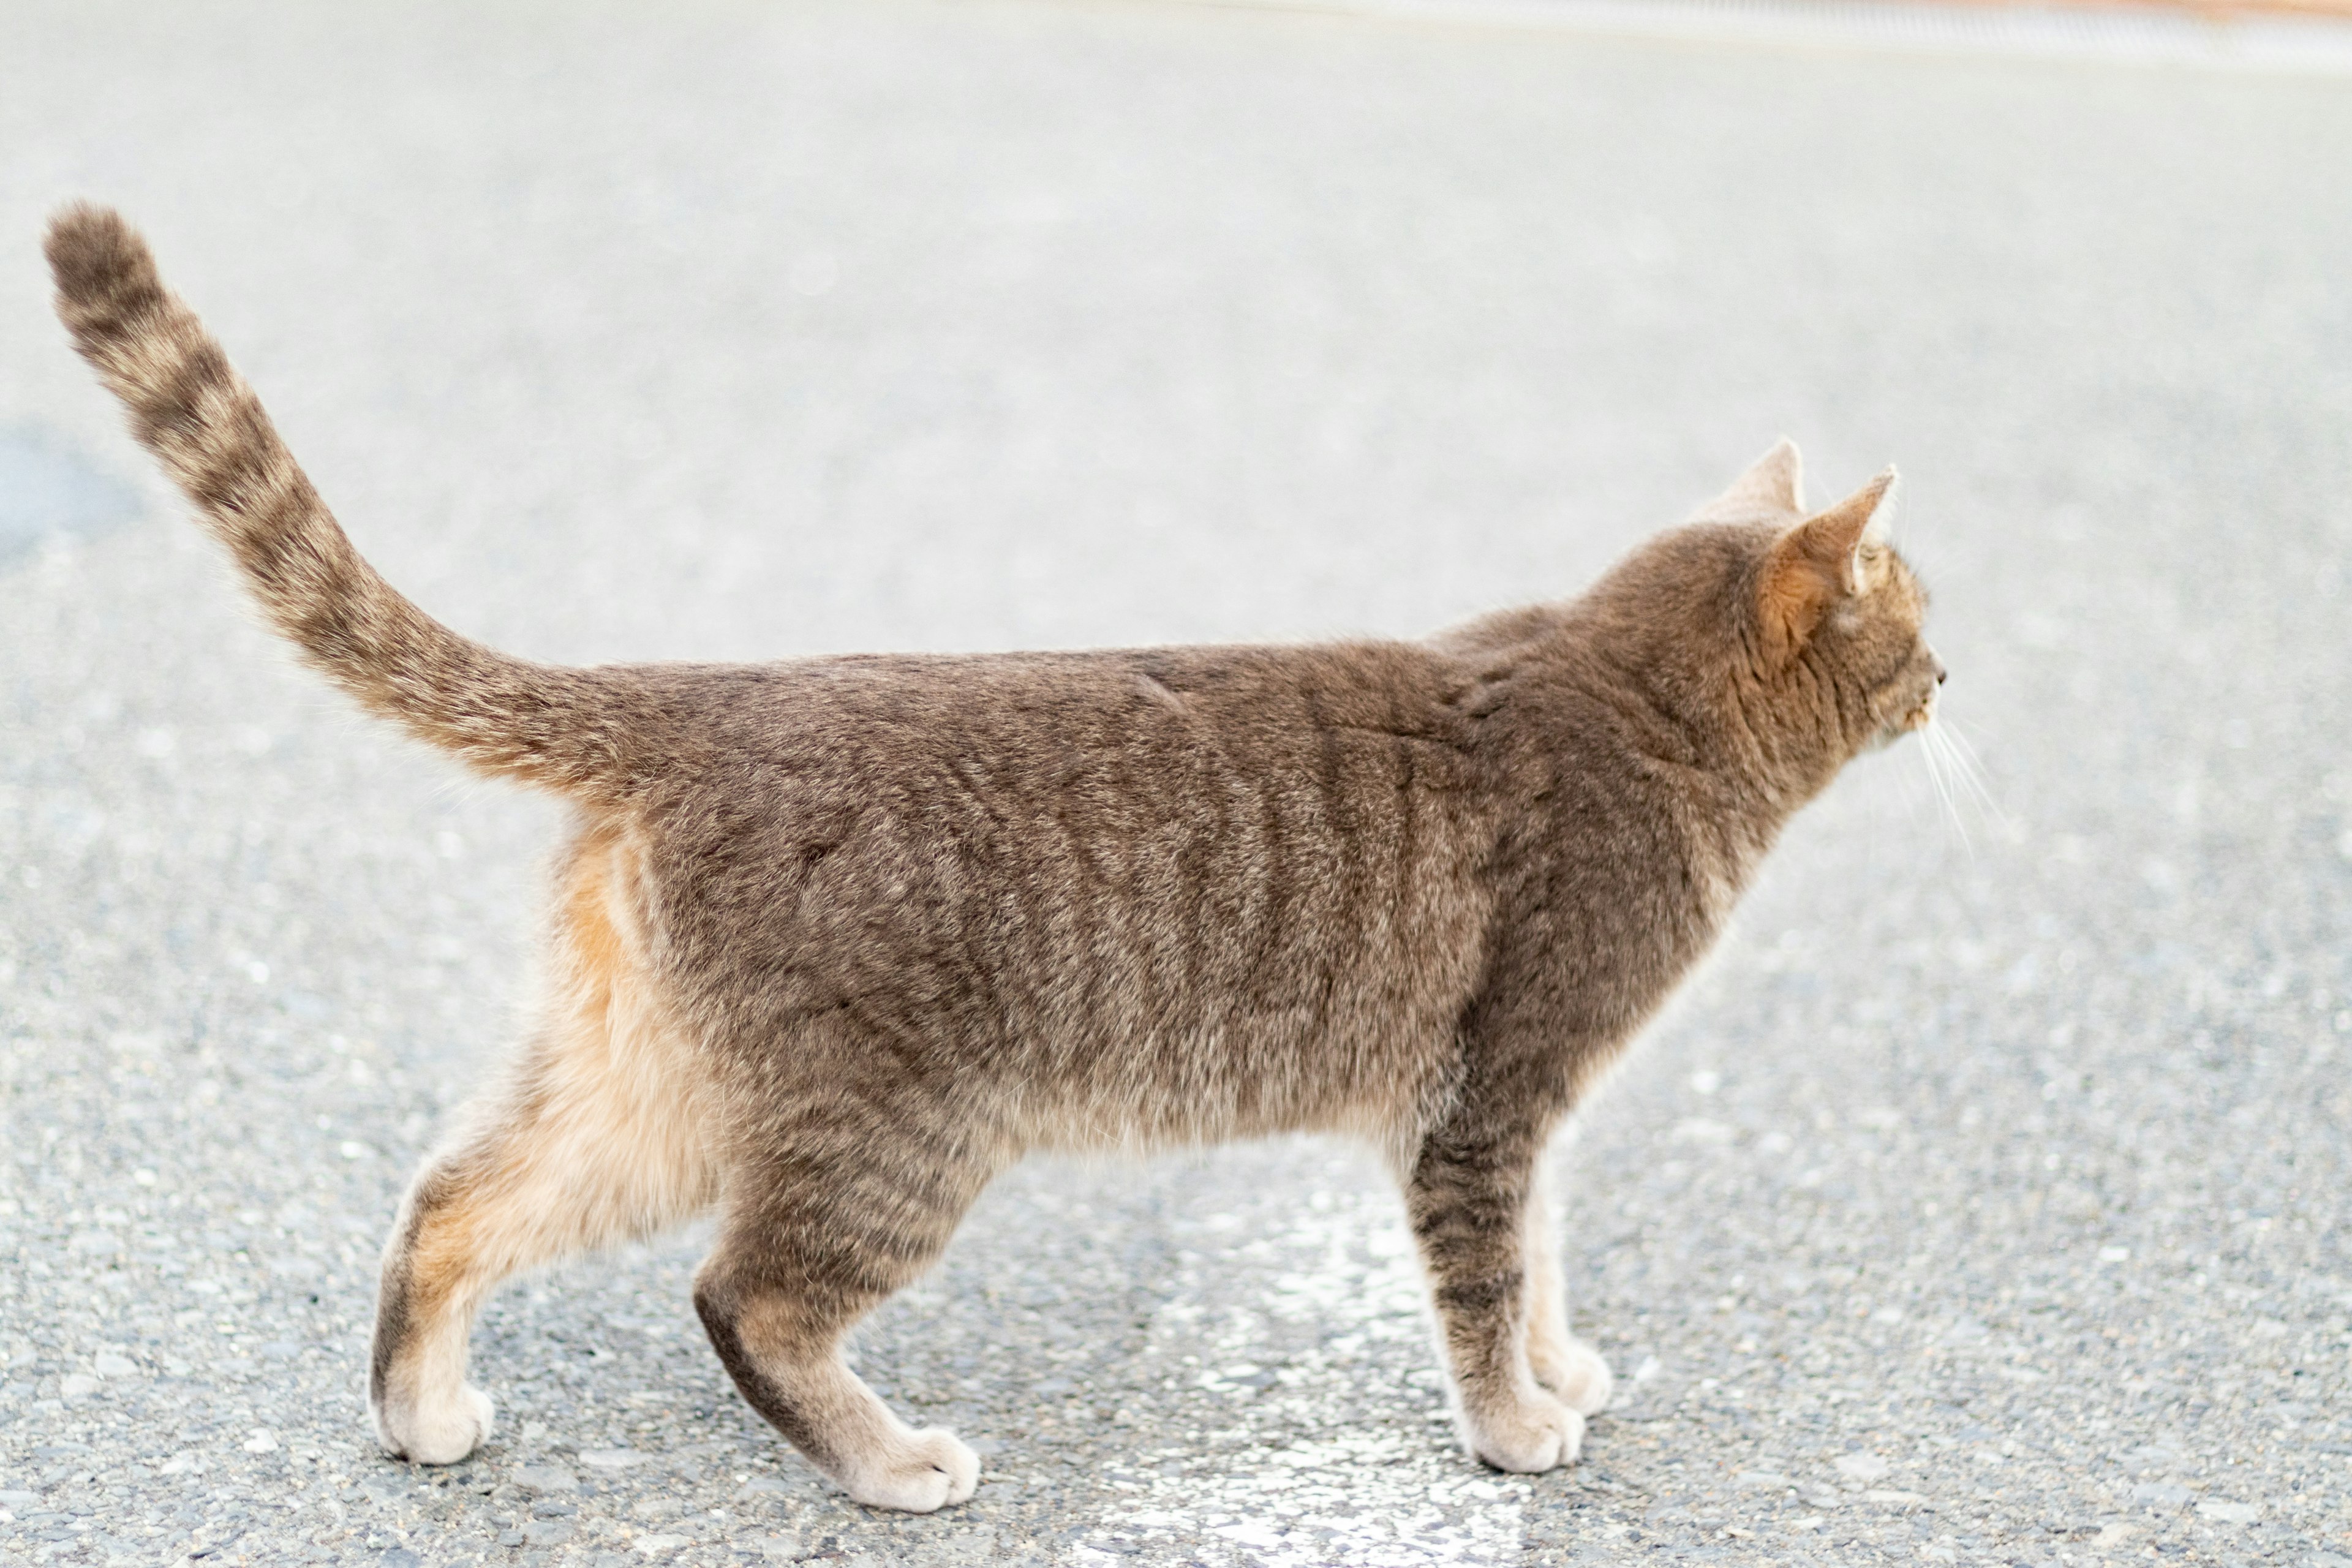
[1,1,2348,1564]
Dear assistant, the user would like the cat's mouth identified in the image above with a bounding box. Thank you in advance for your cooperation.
[1869,688,1937,750]
[1887,647,1950,744]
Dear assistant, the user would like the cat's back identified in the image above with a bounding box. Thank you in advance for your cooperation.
[647,636,1498,846]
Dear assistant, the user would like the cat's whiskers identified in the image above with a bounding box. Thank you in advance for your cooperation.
[1912,710,2007,859]
[1936,715,2005,823]
[1914,714,1970,852]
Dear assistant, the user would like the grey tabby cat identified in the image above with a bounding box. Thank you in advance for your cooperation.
[48,205,1943,1512]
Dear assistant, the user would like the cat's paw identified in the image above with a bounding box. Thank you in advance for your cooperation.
[1461,1389,1585,1473]
[372,1382,495,1465]
[1530,1336,1613,1416]
[837,1426,979,1513]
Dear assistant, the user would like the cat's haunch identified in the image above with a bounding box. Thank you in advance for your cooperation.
[50,203,1941,1512]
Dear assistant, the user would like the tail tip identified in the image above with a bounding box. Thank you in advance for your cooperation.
[44,202,159,311]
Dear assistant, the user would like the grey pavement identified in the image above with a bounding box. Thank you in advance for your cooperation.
[2,1,2350,1564]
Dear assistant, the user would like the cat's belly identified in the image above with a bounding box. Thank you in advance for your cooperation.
[1007,999,1469,1157]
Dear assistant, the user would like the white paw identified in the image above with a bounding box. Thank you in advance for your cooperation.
[839,1427,980,1512]
[1462,1389,1585,1473]
[1532,1337,1614,1416]
[372,1382,494,1464]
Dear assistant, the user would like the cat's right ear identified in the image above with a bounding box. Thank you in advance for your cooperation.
[1691,437,1805,523]
[1757,467,1898,665]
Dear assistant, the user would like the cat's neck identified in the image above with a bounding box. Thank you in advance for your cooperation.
[1504,625,1822,920]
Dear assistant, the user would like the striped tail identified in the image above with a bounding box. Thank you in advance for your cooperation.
[46,204,650,799]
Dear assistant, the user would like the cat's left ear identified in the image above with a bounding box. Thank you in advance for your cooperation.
[1757,467,1898,662]
[1692,437,1806,523]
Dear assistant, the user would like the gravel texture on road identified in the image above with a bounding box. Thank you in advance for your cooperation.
[2,1,2349,1564]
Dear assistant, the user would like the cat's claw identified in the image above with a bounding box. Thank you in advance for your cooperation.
[838,1427,979,1512]
[372,1382,495,1465]
[1463,1390,1585,1472]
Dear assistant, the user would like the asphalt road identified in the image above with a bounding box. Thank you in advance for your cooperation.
[2,1,2349,1564]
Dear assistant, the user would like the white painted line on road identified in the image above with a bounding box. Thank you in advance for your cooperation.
[1096,1184,1531,1564]
[1182,0,2352,75]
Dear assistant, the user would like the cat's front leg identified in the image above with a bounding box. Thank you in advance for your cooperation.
[1404,1123,1584,1473]
[1521,1174,1613,1416]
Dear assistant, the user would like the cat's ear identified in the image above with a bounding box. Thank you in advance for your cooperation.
[1692,437,1806,522]
[1757,467,1898,662]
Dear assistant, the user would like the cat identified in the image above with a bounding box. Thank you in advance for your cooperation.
[47,203,1943,1513]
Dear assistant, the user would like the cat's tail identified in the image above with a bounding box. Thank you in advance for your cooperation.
[45,204,649,800]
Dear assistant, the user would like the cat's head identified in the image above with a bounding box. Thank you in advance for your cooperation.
[1703,439,1938,780]
[1596,440,1943,793]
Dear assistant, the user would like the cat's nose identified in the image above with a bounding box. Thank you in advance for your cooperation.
[1930,653,1948,685]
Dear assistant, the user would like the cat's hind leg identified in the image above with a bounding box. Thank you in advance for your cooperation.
[1521,1167,1613,1416]
[369,1011,714,1461]
[692,1066,1000,1513]
[371,827,715,1463]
